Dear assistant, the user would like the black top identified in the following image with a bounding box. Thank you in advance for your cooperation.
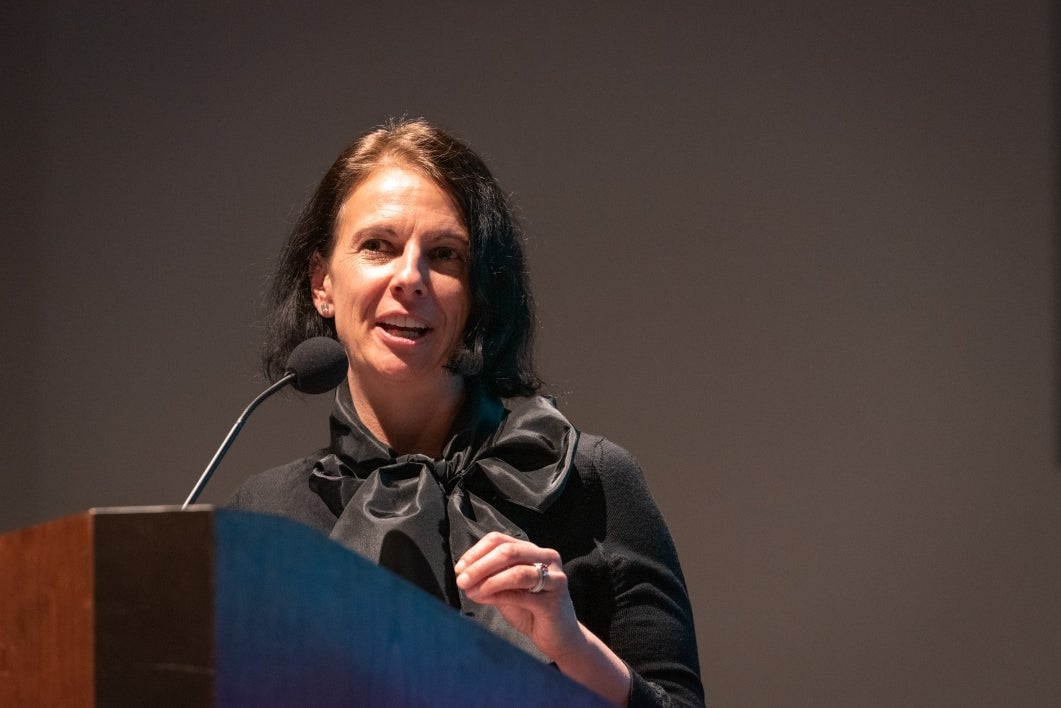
[228,384,705,707]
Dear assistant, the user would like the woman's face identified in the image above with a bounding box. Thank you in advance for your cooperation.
[311,165,471,390]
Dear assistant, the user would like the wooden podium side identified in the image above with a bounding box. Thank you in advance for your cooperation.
[0,512,98,706]
[0,508,608,707]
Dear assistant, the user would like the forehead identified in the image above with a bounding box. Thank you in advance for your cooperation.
[337,164,466,230]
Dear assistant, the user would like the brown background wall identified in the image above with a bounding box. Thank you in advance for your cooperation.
[2,2,1058,705]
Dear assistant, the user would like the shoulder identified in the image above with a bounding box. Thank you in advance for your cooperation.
[574,433,644,483]
[228,456,315,506]
[572,434,667,528]
[569,431,686,582]
[227,454,336,533]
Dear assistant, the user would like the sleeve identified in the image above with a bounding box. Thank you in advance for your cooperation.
[590,437,705,708]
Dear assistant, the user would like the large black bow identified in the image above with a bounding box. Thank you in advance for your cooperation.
[308,382,577,659]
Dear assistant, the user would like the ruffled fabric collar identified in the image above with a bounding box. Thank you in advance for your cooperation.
[308,380,577,659]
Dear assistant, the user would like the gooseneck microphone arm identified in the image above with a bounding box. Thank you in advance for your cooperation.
[180,336,348,509]
[182,372,295,509]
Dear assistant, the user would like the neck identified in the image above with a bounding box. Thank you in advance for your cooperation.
[347,372,467,458]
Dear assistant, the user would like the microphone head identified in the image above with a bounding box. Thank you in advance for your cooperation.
[284,337,348,394]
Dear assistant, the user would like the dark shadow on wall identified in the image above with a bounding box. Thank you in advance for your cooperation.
[1054,0,1061,466]
[0,1,44,532]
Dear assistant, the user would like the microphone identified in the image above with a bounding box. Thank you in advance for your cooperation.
[181,337,347,508]
[283,336,349,394]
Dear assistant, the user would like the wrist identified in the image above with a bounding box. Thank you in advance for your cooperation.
[551,623,631,707]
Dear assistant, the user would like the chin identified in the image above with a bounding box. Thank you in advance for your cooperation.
[369,358,454,386]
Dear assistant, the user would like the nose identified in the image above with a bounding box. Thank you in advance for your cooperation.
[391,243,428,298]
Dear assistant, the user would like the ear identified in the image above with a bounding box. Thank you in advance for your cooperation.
[309,252,333,316]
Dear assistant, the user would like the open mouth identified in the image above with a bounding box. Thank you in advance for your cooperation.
[377,315,431,340]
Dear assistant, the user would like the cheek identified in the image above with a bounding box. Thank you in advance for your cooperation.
[335,268,384,311]
[448,281,472,329]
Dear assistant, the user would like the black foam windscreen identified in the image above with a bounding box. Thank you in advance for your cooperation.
[284,337,348,394]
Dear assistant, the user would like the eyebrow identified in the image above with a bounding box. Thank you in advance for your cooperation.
[350,225,470,243]
[427,229,470,243]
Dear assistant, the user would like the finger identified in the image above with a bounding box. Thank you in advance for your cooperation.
[465,561,554,600]
[459,550,563,601]
[461,562,535,599]
[454,531,517,574]
[527,561,550,594]
[456,538,537,589]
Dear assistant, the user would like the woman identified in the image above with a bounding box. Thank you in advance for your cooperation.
[230,119,704,707]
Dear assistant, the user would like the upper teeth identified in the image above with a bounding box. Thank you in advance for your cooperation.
[380,316,425,329]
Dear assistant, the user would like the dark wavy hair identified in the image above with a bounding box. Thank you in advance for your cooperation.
[261,118,540,398]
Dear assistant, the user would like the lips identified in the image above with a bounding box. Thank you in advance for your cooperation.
[376,314,431,340]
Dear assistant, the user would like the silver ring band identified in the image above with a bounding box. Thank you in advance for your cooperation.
[530,562,549,593]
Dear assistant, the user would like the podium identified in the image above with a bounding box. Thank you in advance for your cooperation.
[0,507,608,707]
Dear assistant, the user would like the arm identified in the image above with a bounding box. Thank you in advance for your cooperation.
[455,437,704,707]
[582,437,705,707]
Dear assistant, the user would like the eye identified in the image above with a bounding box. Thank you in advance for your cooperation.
[433,246,460,261]
[357,237,397,260]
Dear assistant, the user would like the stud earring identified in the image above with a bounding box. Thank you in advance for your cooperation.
[321,304,330,315]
